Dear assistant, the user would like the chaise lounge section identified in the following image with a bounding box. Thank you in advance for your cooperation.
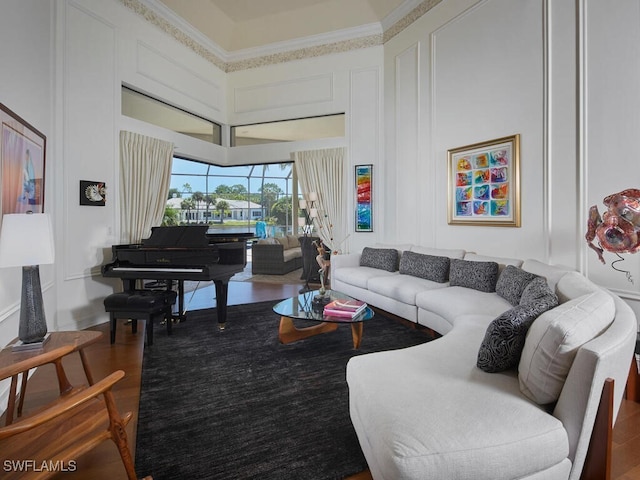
[250,235,304,275]
[332,244,638,480]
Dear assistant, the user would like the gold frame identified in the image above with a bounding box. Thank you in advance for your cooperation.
[447,134,520,227]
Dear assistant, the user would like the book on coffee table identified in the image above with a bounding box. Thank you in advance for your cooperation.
[323,299,367,318]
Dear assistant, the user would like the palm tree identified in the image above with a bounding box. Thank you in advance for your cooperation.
[215,200,230,224]
[192,191,204,222]
[204,194,216,223]
[181,198,195,224]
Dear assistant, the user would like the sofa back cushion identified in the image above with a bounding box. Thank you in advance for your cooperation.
[360,247,399,272]
[463,253,523,274]
[496,265,540,306]
[518,290,615,404]
[521,259,572,291]
[410,245,466,259]
[449,259,499,292]
[399,251,450,283]
[287,235,300,248]
[275,237,289,249]
[555,271,601,304]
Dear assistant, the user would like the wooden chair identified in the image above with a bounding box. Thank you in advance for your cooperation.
[0,345,151,479]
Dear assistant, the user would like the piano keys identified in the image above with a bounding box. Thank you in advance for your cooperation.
[102,225,247,329]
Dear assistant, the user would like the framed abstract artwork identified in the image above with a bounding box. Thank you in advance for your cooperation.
[1,103,46,215]
[80,180,106,206]
[355,164,372,232]
[447,134,520,227]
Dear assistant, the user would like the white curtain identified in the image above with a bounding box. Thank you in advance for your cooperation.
[119,131,174,243]
[292,147,348,253]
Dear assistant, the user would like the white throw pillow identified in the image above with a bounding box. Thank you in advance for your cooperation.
[518,290,615,404]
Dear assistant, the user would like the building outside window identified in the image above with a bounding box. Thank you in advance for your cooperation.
[165,158,295,237]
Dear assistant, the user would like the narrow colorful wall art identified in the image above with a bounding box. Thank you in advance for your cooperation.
[355,164,372,232]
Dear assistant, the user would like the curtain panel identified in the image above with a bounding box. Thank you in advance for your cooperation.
[119,131,173,243]
[292,147,348,253]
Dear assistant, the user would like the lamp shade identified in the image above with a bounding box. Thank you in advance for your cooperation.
[0,213,55,268]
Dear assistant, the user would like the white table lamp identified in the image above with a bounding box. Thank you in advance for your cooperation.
[0,212,55,344]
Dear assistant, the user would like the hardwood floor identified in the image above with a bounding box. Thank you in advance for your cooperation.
[6,280,640,480]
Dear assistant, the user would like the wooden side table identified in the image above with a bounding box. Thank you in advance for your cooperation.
[0,330,102,425]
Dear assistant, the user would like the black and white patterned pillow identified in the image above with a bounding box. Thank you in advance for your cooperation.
[359,247,399,272]
[477,297,557,373]
[449,259,499,293]
[519,277,558,306]
[496,265,540,306]
[399,251,450,283]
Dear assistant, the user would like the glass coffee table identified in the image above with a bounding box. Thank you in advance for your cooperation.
[273,290,374,349]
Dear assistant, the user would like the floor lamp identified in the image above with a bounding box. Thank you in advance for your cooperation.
[0,212,55,348]
[299,192,318,293]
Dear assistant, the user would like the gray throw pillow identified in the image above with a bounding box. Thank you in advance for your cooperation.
[519,277,558,306]
[496,265,540,306]
[477,297,557,373]
[360,247,399,272]
[449,259,499,293]
[399,251,450,283]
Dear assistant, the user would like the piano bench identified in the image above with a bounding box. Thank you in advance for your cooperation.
[104,290,177,346]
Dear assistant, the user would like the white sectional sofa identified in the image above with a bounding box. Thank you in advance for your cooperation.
[331,244,638,480]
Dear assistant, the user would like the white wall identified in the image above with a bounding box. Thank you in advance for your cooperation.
[0,1,54,348]
[227,48,384,253]
[383,0,640,316]
[53,0,228,331]
[581,0,640,315]
[385,0,546,254]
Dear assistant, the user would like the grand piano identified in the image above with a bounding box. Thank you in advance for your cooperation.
[102,225,249,329]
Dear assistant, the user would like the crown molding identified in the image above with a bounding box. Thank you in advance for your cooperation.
[227,22,383,63]
[381,0,426,31]
[123,0,441,72]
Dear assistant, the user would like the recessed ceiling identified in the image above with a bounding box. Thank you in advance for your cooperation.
[158,0,405,51]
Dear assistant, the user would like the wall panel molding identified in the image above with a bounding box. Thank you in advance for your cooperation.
[136,40,222,112]
[394,43,420,242]
[234,73,334,114]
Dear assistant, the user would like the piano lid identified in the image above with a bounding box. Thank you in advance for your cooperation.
[142,225,209,248]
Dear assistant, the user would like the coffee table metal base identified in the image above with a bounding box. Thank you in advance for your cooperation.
[278,316,363,349]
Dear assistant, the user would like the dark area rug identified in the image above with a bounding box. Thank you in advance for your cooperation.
[135,300,432,480]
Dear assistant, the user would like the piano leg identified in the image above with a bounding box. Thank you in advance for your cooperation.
[213,280,229,331]
[176,280,185,322]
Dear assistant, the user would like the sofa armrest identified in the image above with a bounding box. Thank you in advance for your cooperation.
[331,252,361,269]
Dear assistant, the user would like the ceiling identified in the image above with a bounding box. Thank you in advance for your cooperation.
[158,0,406,52]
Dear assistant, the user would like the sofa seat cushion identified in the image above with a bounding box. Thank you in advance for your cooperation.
[368,274,449,305]
[415,286,513,327]
[282,247,302,263]
[347,321,569,480]
[332,266,397,289]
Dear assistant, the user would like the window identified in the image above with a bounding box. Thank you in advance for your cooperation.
[122,86,222,145]
[231,114,345,146]
[165,158,295,236]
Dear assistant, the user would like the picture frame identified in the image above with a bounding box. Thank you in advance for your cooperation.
[1,103,46,215]
[355,164,373,232]
[79,180,106,206]
[447,134,520,227]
